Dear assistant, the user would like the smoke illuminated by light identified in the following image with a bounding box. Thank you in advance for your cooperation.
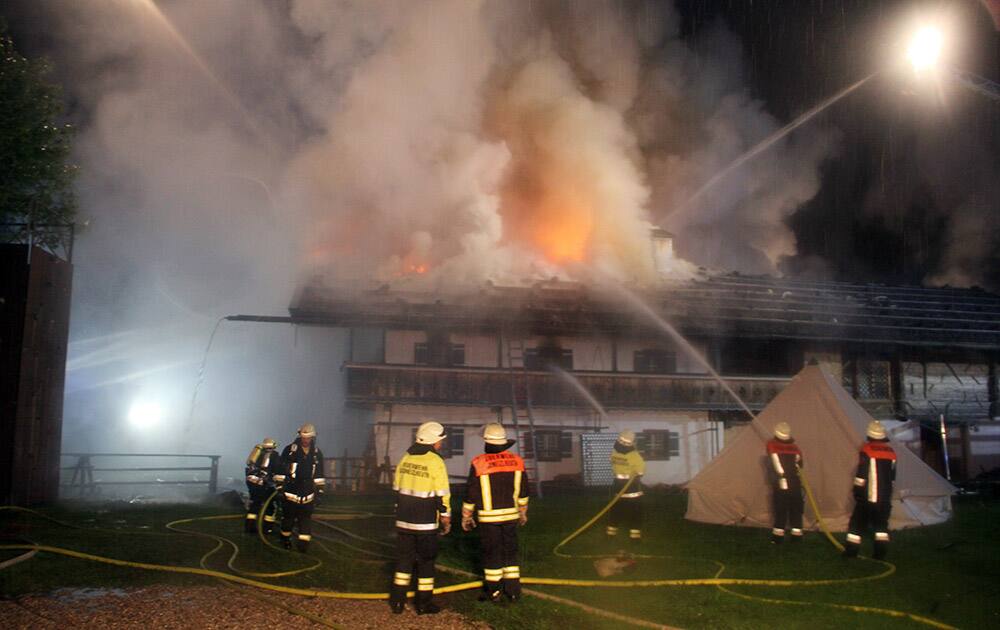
[907,25,944,73]
[128,400,163,429]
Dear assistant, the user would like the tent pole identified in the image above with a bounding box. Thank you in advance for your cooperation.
[939,413,951,481]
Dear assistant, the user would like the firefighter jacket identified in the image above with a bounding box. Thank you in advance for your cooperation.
[394,443,451,532]
[854,439,896,504]
[274,438,326,504]
[611,442,645,498]
[766,438,803,491]
[462,444,529,524]
[245,444,278,489]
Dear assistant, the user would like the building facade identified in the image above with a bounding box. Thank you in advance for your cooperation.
[277,273,1000,487]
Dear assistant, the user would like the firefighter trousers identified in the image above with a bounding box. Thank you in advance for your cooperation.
[771,487,804,541]
[245,485,277,533]
[845,500,892,559]
[280,499,314,551]
[606,496,642,540]
[479,521,520,598]
[390,531,439,606]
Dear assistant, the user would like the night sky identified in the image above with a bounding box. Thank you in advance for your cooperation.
[4,0,1000,289]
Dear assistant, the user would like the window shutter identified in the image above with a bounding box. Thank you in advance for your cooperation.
[559,432,573,458]
[522,432,534,458]
[668,431,680,458]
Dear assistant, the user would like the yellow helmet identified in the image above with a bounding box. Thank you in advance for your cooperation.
[260,437,277,449]
[416,421,446,445]
[617,430,636,447]
[866,421,886,440]
[774,422,792,440]
[298,423,316,438]
[483,423,508,445]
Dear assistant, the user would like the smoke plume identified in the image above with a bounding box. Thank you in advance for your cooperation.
[10,0,842,472]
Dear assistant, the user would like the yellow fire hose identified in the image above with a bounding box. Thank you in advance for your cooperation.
[0,481,958,630]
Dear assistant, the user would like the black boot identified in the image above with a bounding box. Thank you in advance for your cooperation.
[244,517,257,534]
[281,535,292,550]
[389,600,405,614]
[416,592,440,615]
[873,541,888,560]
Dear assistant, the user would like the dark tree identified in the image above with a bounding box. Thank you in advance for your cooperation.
[0,19,77,254]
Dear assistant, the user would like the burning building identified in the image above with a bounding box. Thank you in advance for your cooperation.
[253,231,1000,490]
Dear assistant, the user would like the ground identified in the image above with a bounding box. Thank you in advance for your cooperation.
[1,491,998,629]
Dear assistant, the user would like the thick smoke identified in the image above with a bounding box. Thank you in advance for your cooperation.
[17,0,840,476]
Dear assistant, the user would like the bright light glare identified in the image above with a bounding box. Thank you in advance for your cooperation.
[907,26,943,73]
[128,400,163,429]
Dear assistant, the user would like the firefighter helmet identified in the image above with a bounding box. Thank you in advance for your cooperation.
[483,422,508,445]
[617,430,636,447]
[261,437,277,449]
[298,423,317,438]
[774,422,792,440]
[866,421,887,440]
[416,421,447,445]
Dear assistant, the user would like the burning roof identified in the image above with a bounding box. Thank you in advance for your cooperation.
[288,274,1000,350]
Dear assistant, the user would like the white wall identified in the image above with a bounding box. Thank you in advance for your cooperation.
[372,404,717,486]
[451,333,498,367]
[384,330,426,364]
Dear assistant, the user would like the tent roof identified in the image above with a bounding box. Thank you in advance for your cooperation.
[685,365,955,531]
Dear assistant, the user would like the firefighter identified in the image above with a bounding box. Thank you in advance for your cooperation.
[607,429,645,542]
[273,423,325,552]
[462,423,530,604]
[844,420,897,560]
[389,421,451,615]
[766,422,804,544]
[244,437,279,534]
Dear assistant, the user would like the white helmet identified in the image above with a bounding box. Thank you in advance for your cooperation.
[298,423,316,438]
[617,430,636,447]
[774,422,792,441]
[416,421,447,445]
[483,423,508,445]
[866,421,886,440]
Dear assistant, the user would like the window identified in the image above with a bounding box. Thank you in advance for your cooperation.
[637,430,680,461]
[410,425,465,459]
[414,342,429,365]
[849,360,891,400]
[634,349,677,374]
[524,347,573,370]
[450,344,465,367]
[523,430,573,462]
[414,342,464,366]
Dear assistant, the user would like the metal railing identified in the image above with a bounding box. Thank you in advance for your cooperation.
[61,453,221,496]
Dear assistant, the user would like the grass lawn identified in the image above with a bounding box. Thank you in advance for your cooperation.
[2,491,998,629]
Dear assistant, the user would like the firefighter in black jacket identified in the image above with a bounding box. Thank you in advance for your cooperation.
[244,437,279,534]
[766,422,804,544]
[274,423,325,552]
[390,421,451,615]
[844,421,897,560]
[462,423,530,603]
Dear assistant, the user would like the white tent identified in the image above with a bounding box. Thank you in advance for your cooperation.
[686,365,954,531]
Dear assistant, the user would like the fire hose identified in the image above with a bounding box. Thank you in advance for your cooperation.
[1,485,957,630]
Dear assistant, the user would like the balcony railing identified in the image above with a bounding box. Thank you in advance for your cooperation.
[345,363,790,410]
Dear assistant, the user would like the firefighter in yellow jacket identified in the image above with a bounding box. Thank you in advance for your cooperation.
[389,421,451,615]
[462,423,530,603]
[607,429,645,542]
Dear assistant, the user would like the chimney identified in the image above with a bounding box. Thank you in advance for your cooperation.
[650,228,675,275]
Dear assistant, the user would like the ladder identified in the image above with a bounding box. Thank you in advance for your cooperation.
[504,332,543,497]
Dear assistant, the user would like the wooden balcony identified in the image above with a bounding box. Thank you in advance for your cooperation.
[344,363,790,411]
